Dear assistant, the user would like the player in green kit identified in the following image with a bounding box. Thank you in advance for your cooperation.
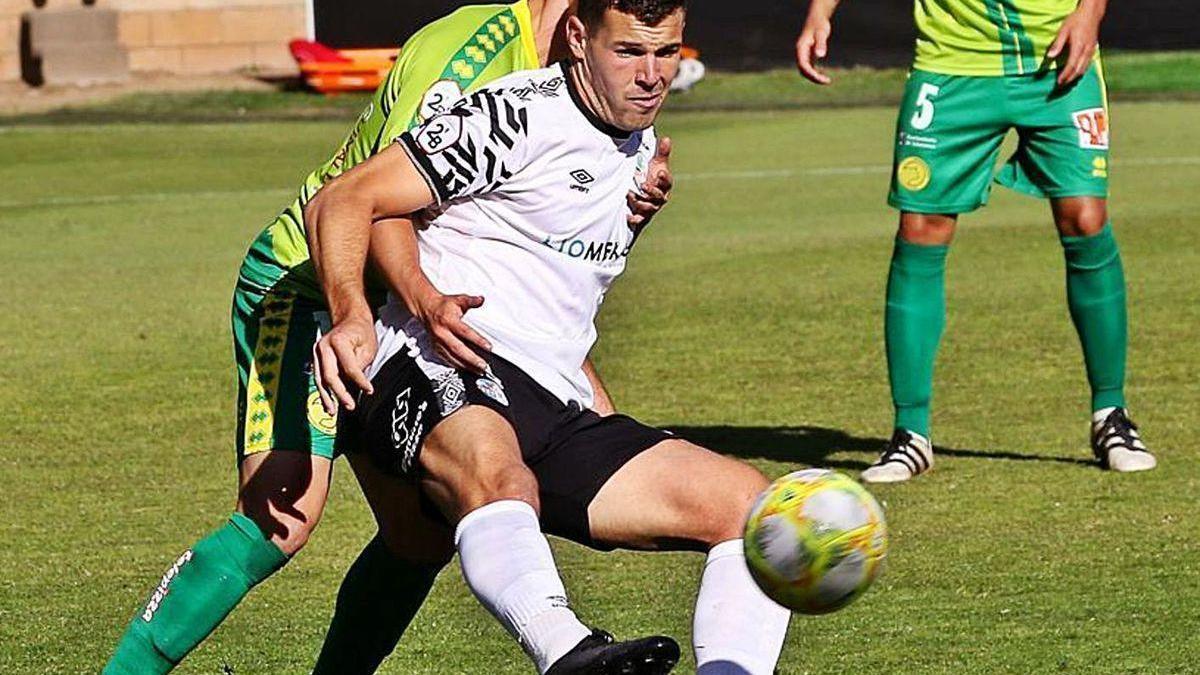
[104,2,673,673]
[796,0,1156,481]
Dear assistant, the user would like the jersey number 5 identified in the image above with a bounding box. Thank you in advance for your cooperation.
[910,83,941,131]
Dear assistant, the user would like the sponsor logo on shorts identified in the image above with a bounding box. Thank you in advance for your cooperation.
[415,115,464,154]
[306,390,338,436]
[389,387,427,473]
[433,370,467,415]
[476,376,509,406]
[1072,108,1109,150]
[1092,157,1108,178]
[898,131,938,150]
[897,156,932,192]
[141,550,194,623]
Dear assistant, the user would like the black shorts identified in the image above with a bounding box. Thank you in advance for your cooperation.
[341,346,670,549]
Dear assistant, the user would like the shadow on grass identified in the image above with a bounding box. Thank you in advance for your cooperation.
[666,425,1095,471]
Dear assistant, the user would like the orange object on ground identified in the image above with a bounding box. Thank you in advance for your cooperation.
[289,39,399,94]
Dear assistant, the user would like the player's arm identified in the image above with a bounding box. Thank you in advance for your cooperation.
[1046,0,1107,85]
[583,358,617,416]
[796,0,845,85]
[304,143,437,413]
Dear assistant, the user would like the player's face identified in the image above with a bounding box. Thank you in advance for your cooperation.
[569,8,684,131]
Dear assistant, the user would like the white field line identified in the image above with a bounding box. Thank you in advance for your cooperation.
[1,157,1198,210]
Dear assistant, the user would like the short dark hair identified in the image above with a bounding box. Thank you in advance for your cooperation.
[576,0,688,30]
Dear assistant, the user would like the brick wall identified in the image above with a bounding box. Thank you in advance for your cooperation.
[2,0,307,82]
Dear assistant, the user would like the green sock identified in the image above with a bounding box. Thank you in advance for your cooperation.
[885,237,949,438]
[1061,223,1127,411]
[104,513,287,675]
[312,535,446,675]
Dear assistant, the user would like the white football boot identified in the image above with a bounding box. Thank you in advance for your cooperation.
[861,429,933,483]
[1092,407,1157,472]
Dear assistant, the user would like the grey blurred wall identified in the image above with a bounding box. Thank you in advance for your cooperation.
[315,0,1200,70]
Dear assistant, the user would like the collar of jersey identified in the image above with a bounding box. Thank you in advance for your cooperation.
[559,61,632,140]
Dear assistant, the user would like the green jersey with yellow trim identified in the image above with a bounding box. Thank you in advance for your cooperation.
[913,0,1081,76]
[238,0,540,299]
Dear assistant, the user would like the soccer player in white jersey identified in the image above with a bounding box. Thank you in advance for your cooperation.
[304,1,793,673]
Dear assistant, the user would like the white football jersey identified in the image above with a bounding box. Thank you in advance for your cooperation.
[373,63,657,407]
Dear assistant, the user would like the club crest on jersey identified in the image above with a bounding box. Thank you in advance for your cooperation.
[419,80,465,122]
[476,375,509,406]
[416,115,463,154]
[1072,108,1109,150]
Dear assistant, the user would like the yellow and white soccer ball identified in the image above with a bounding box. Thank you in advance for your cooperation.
[743,469,888,614]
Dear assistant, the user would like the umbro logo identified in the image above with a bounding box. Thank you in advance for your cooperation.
[569,169,595,192]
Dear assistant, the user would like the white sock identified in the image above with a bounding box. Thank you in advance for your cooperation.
[455,500,591,673]
[693,539,791,675]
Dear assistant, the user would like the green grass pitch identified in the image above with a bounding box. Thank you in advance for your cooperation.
[1,100,1198,673]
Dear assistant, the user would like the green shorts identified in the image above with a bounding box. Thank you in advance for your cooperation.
[232,279,338,462]
[888,62,1110,214]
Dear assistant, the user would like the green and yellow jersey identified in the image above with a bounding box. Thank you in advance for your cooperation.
[913,0,1083,76]
[238,0,541,301]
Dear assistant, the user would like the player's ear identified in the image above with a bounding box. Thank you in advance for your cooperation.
[565,15,588,61]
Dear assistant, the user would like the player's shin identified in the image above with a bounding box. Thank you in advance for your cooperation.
[455,500,591,674]
[103,513,287,675]
[885,237,949,437]
[693,539,790,675]
[1061,222,1127,412]
[312,534,445,675]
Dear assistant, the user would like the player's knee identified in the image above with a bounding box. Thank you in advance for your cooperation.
[898,213,956,245]
[241,509,314,557]
[713,464,771,545]
[428,460,540,518]
[1055,199,1108,237]
[688,460,771,548]
[478,462,540,510]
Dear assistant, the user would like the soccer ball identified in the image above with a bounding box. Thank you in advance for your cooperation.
[743,469,888,614]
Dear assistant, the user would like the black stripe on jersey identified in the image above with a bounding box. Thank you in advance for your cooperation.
[396,133,450,205]
[482,93,513,149]
[446,134,479,174]
[439,146,475,187]
[481,147,499,185]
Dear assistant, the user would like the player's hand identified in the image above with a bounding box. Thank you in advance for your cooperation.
[796,15,833,85]
[313,314,377,415]
[415,291,492,374]
[1046,3,1102,86]
[627,137,673,231]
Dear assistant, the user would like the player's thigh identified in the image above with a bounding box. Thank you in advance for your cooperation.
[888,70,1009,215]
[588,439,769,551]
[999,62,1110,202]
[346,452,454,565]
[233,284,339,463]
[418,405,536,520]
[576,434,769,552]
